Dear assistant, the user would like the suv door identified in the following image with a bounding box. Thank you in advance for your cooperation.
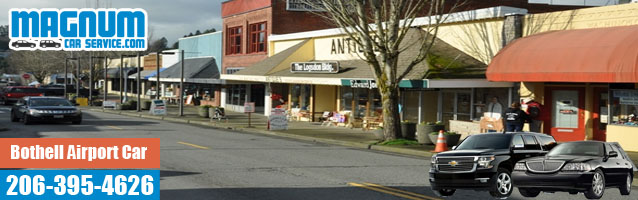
[522,135,544,157]
[510,135,529,162]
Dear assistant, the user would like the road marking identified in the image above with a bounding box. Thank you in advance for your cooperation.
[348,182,431,200]
[177,142,209,150]
[362,182,441,200]
[106,125,123,130]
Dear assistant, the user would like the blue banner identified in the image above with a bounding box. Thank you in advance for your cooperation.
[0,170,159,200]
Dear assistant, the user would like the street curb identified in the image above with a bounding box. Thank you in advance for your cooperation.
[86,108,437,158]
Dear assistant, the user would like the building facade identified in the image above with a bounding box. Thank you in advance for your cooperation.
[487,3,638,151]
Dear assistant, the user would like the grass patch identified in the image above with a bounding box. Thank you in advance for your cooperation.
[378,139,419,146]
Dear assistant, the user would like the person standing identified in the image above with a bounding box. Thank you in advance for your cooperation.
[525,98,544,133]
[486,96,503,118]
[503,102,528,132]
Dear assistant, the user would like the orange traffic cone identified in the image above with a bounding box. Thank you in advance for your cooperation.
[432,130,448,152]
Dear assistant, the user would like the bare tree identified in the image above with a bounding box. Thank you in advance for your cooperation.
[305,0,465,140]
[7,50,67,83]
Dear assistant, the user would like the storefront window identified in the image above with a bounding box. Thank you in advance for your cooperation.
[226,85,247,105]
[340,87,353,111]
[370,91,382,117]
[354,88,369,118]
[610,89,638,126]
[473,88,509,120]
[403,90,420,122]
[291,85,311,110]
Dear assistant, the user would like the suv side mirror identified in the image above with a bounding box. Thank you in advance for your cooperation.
[609,151,618,158]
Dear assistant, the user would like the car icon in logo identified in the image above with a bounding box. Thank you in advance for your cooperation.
[40,40,61,48]
[448,161,458,167]
[11,40,36,48]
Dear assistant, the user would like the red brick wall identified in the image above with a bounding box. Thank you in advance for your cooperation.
[222,6,272,72]
[270,0,335,35]
[222,0,272,18]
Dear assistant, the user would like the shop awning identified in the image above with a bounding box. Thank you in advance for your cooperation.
[223,29,487,88]
[148,57,221,83]
[128,68,168,80]
[487,25,638,83]
[106,67,136,79]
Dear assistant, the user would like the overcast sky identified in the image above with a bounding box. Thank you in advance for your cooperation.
[0,0,223,45]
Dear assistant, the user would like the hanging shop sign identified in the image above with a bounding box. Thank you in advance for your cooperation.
[290,62,339,73]
[347,79,377,89]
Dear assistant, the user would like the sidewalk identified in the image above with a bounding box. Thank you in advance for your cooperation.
[84,103,638,186]
[87,104,436,157]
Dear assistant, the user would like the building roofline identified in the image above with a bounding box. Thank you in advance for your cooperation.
[178,31,222,41]
[269,6,528,42]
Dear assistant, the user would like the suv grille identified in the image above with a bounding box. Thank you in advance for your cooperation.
[526,161,565,173]
[436,157,476,173]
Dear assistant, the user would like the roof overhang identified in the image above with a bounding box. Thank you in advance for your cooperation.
[487,25,638,83]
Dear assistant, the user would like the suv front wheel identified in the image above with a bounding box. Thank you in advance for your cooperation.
[489,168,513,198]
[433,189,455,197]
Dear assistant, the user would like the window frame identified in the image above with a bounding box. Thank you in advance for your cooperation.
[522,135,541,150]
[226,26,243,55]
[248,22,267,54]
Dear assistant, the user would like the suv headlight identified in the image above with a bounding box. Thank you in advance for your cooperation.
[478,156,495,168]
[430,156,437,167]
[514,162,527,171]
[561,163,591,172]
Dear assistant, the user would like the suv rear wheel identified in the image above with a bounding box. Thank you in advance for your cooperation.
[489,168,513,198]
[433,189,455,197]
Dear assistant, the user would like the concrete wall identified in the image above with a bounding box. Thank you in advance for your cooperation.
[607,125,638,151]
[523,2,638,36]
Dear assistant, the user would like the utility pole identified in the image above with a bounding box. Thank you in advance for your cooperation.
[136,52,141,112]
[179,50,184,116]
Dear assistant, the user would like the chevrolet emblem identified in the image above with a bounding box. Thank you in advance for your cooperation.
[448,161,458,167]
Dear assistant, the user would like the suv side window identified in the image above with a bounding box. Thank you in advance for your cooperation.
[538,136,557,151]
[512,135,524,148]
[523,135,541,150]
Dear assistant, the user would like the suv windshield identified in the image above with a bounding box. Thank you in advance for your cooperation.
[547,142,603,157]
[29,99,73,107]
[455,134,513,150]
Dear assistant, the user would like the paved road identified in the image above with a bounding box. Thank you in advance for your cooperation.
[1,106,636,200]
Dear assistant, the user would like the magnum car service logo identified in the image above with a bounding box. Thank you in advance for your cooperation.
[8,8,148,51]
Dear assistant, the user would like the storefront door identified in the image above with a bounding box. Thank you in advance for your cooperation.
[592,88,608,141]
[545,87,585,141]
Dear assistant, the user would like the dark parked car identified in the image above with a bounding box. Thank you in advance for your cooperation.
[40,40,61,48]
[11,40,36,48]
[429,132,556,198]
[0,86,43,105]
[10,97,82,125]
[513,141,636,199]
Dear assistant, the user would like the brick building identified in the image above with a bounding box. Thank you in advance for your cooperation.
[219,0,609,112]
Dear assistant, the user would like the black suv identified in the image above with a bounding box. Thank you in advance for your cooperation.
[429,132,556,198]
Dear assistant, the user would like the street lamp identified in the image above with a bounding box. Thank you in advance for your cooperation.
[119,54,137,103]
[64,57,78,100]
[155,51,175,100]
